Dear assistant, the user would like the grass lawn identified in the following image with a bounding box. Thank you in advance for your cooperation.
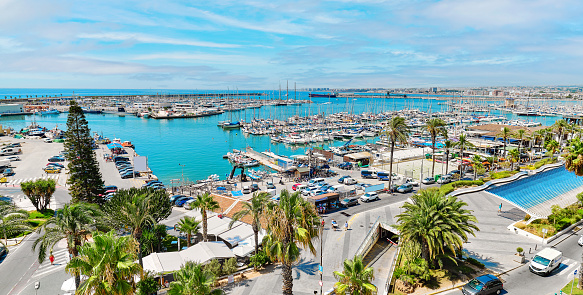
[561,279,583,295]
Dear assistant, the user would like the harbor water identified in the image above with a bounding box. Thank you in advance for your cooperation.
[0,89,570,183]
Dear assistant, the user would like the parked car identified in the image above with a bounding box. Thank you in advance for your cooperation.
[422,177,436,184]
[397,183,414,193]
[341,197,359,207]
[437,175,452,184]
[120,171,136,179]
[242,185,251,194]
[404,178,419,186]
[47,162,65,169]
[578,235,583,246]
[104,185,118,191]
[175,197,194,207]
[292,183,302,191]
[3,168,14,176]
[462,274,503,295]
[170,195,186,203]
[44,138,53,143]
[5,156,20,161]
[338,162,353,170]
[251,184,260,192]
[44,166,61,174]
[343,177,357,185]
[143,181,162,187]
[48,156,65,162]
[266,182,276,189]
[359,192,380,202]
[338,176,351,183]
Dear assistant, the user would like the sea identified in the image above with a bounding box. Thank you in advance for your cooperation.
[0,88,572,184]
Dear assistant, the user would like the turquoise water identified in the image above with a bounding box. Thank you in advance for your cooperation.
[486,167,583,209]
[0,89,566,183]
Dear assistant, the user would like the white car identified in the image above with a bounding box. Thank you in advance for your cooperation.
[578,235,583,246]
[359,192,380,202]
[5,156,20,161]
[44,138,53,143]
[343,178,357,185]
[404,178,419,186]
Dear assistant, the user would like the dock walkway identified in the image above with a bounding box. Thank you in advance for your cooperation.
[244,147,285,172]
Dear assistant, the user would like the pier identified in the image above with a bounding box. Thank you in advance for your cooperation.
[243,147,286,172]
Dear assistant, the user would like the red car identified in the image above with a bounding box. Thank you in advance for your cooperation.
[292,183,302,191]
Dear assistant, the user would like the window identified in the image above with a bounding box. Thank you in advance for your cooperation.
[533,255,551,266]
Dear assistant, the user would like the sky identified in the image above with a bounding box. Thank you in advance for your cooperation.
[0,0,582,89]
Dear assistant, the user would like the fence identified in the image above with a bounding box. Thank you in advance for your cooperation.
[354,216,381,258]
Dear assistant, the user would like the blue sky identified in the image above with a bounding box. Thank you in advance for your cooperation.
[0,0,582,89]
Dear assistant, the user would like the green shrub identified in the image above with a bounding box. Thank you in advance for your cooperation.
[466,257,485,269]
[456,264,476,275]
[489,171,518,179]
[27,220,45,228]
[516,247,524,254]
[523,214,531,221]
[203,259,222,278]
[222,257,238,276]
[393,267,406,280]
[249,249,271,270]
[27,210,54,219]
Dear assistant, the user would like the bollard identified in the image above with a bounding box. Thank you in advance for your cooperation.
[529,248,531,254]
[535,244,538,250]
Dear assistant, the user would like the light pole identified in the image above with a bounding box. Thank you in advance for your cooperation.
[179,163,185,193]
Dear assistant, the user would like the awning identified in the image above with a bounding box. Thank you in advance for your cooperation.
[106,142,123,149]
[218,224,256,247]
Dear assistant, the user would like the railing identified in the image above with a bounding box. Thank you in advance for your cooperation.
[385,245,401,295]
[355,216,380,258]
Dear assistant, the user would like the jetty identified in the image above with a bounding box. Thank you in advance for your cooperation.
[243,147,288,172]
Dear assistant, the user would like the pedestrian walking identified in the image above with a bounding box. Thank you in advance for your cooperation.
[344,221,349,231]
[498,203,502,213]
[49,251,55,265]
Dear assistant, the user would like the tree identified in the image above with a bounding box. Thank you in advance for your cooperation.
[425,118,446,177]
[140,223,167,255]
[0,201,31,246]
[382,116,410,192]
[33,202,102,289]
[192,193,220,242]
[471,155,483,180]
[263,190,320,295]
[396,190,479,266]
[455,134,474,174]
[509,149,520,171]
[497,127,513,163]
[168,261,223,295]
[102,190,161,268]
[565,137,583,176]
[64,100,104,203]
[553,119,569,148]
[137,271,159,295]
[176,216,200,247]
[532,129,545,153]
[104,187,172,225]
[515,129,527,155]
[222,257,238,276]
[228,192,268,255]
[333,255,377,295]
[20,179,56,213]
[546,140,559,159]
[66,231,142,295]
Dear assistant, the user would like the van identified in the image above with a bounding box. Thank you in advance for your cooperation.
[297,184,308,191]
[361,170,376,179]
[437,175,452,184]
[309,178,325,185]
[529,248,562,276]
[0,147,20,156]
[376,171,390,181]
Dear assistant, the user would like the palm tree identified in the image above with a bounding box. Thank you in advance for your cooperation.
[193,193,220,242]
[443,140,455,176]
[176,216,201,247]
[515,129,527,154]
[396,190,479,265]
[508,149,520,171]
[0,201,31,246]
[471,155,482,180]
[333,255,377,295]
[66,231,142,295]
[497,126,513,163]
[425,118,446,177]
[382,116,409,192]
[565,137,583,176]
[33,202,102,288]
[553,119,569,148]
[546,140,559,159]
[533,129,545,153]
[168,261,223,295]
[263,190,320,295]
[20,179,56,213]
[228,192,268,255]
[455,134,475,174]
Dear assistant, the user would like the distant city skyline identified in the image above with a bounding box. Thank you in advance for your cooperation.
[0,0,582,89]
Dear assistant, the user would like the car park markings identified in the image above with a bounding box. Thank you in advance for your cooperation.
[558,259,578,276]
[31,248,69,278]
[4,175,59,185]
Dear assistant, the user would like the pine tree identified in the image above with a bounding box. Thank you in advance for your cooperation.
[64,101,104,203]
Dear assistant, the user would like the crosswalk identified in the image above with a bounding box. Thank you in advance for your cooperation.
[2,175,60,186]
[560,258,579,277]
[32,248,70,278]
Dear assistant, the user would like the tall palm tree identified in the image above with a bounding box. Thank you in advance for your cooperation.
[497,127,513,162]
[533,129,545,152]
[425,118,446,177]
[382,116,409,192]
[168,261,223,295]
[228,192,268,255]
[333,255,377,295]
[508,149,520,171]
[396,190,479,265]
[66,231,142,295]
[546,140,559,159]
[443,140,455,176]
[176,216,201,247]
[515,129,527,154]
[193,193,220,242]
[33,202,102,288]
[566,137,583,176]
[455,134,475,174]
[263,190,320,295]
[0,201,31,246]
[553,119,569,148]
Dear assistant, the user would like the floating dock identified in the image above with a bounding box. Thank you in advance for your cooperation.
[243,147,286,172]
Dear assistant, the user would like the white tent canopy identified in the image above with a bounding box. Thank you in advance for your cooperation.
[218,223,256,247]
[142,242,235,274]
[232,231,266,257]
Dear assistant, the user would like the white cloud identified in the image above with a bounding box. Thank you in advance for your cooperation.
[77,32,241,48]
[131,52,269,65]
